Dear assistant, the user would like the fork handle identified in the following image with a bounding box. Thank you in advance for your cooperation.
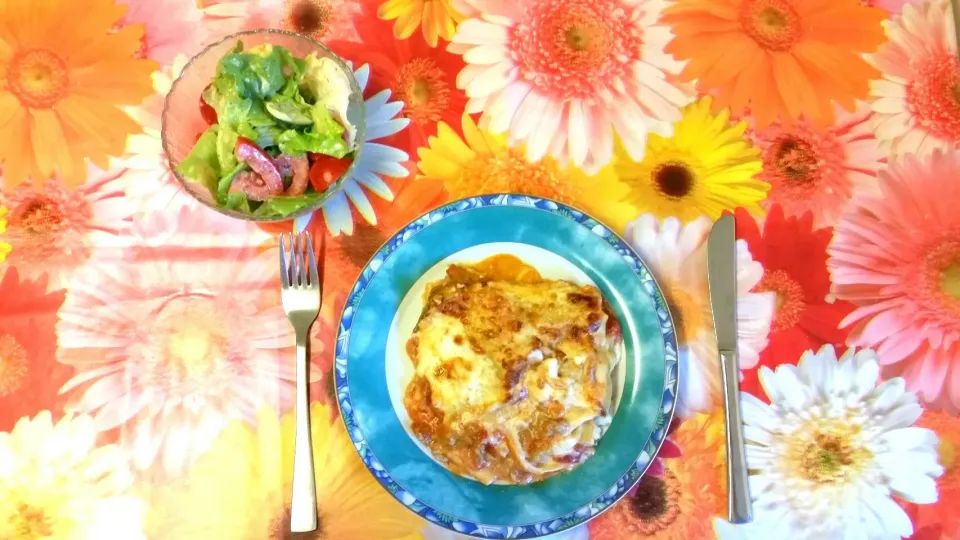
[720,348,752,524]
[290,330,318,533]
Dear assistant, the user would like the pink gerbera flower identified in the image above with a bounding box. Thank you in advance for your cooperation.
[200,0,361,44]
[0,169,133,290]
[55,208,319,476]
[744,103,884,228]
[117,0,205,64]
[829,150,960,410]
[867,2,960,157]
[448,0,690,173]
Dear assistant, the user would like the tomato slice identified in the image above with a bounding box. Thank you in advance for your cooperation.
[308,153,351,192]
[200,85,218,125]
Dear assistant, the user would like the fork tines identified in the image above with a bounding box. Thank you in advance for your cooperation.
[279,231,321,289]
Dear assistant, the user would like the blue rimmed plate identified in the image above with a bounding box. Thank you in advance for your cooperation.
[334,194,679,538]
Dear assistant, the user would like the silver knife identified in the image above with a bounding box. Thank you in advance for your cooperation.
[707,214,752,524]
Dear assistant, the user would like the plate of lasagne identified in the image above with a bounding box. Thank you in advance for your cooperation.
[334,194,679,539]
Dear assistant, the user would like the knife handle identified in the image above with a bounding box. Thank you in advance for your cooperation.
[720,348,753,524]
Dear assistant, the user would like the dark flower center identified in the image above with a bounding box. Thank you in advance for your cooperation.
[10,196,64,237]
[630,475,669,521]
[12,504,54,538]
[287,0,332,36]
[341,222,385,268]
[653,162,694,198]
[393,58,450,125]
[270,505,327,540]
[773,137,819,184]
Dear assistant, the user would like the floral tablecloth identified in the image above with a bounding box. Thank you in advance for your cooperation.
[0,0,957,538]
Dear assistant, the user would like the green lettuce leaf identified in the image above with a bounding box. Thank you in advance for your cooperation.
[204,84,254,131]
[273,46,306,82]
[311,104,344,136]
[298,52,356,146]
[252,192,325,218]
[277,78,300,100]
[216,123,239,172]
[245,100,276,128]
[224,191,252,213]
[274,105,348,156]
[175,126,220,196]
[276,129,348,157]
[216,42,287,100]
[250,124,286,150]
[216,162,247,203]
[265,97,313,126]
[236,121,257,142]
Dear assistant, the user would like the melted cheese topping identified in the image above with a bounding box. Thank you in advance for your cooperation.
[403,255,623,485]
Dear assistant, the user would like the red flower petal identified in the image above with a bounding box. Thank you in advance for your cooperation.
[325,1,468,156]
[658,438,683,459]
[734,204,856,399]
[643,458,666,480]
[0,268,69,431]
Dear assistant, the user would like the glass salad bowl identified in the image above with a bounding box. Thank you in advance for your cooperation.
[162,29,366,222]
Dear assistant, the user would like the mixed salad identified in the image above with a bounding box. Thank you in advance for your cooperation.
[177,40,357,218]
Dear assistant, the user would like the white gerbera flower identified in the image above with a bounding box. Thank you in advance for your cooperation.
[624,214,775,417]
[120,55,203,215]
[296,64,411,236]
[738,345,943,540]
[0,412,147,539]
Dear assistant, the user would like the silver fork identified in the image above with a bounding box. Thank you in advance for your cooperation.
[279,231,322,533]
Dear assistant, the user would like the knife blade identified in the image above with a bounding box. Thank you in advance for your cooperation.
[707,214,752,524]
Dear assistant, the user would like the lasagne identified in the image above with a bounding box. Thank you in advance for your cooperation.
[403,255,623,485]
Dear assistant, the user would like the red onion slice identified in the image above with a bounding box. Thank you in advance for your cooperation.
[234,138,283,194]
[229,171,281,201]
[275,154,310,196]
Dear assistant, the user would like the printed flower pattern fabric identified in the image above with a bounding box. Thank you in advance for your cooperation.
[0,0,956,539]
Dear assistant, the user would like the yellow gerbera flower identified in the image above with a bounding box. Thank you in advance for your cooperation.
[0,0,157,189]
[147,402,424,540]
[0,208,10,263]
[0,412,146,539]
[378,0,465,47]
[610,97,769,227]
[416,113,632,231]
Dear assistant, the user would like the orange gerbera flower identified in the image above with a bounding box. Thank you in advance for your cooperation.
[588,412,726,539]
[663,0,886,128]
[0,0,157,189]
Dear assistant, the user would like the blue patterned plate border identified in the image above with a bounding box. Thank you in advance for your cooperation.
[334,194,679,538]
